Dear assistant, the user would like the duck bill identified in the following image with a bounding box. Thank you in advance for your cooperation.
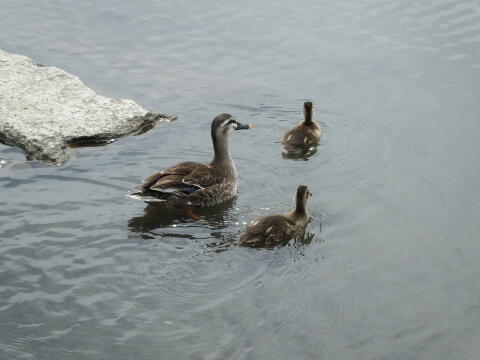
[235,122,253,130]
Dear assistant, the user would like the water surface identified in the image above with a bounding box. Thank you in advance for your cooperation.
[1,0,480,359]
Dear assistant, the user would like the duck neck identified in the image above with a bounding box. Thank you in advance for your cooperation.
[212,133,232,164]
[295,194,307,216]
[303,108,313,125]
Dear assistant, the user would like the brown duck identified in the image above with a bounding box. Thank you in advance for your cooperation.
[282,102,321,156]
[239,185,312,248]
[128,114,252,209]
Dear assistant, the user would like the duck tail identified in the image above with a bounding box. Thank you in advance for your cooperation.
[127,192,167,203]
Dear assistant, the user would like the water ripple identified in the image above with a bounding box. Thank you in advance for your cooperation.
[1,0,480,359]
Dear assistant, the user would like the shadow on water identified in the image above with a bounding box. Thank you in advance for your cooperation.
[127,198,237,233]
[205,231,239,253]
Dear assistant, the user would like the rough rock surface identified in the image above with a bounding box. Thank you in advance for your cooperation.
[0,49,175,164]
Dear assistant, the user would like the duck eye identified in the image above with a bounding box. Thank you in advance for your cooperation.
[223,119,236,128]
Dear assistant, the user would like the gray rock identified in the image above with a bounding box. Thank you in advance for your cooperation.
[0,49,175,164]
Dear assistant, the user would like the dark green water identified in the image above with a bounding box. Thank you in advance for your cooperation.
[1,0,480,359]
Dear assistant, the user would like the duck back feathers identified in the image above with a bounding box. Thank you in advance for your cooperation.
[240,185,311,248]
[239,214,298,247]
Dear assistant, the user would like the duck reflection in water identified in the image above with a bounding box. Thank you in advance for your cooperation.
[282,147,318,161]
[128,199,238,250]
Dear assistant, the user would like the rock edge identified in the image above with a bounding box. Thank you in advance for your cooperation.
[0,49,175,164]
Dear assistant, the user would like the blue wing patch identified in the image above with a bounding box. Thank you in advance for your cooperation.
[182,187,199,195]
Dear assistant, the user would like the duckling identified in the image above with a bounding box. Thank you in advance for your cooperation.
[239,185,312,248]
[128,114,252,209]
[282,102,321,157]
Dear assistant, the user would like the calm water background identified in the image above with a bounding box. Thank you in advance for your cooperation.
[1,0,480,359]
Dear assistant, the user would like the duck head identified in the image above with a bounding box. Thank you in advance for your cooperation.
[211,114,252,161]
[211,114,252,136]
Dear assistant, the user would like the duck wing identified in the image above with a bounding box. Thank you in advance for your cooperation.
[139,162,221,194]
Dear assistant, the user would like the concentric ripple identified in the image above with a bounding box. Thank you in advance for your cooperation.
[2,0,480,358]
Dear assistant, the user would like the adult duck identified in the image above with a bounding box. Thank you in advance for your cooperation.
[129,114,252,211]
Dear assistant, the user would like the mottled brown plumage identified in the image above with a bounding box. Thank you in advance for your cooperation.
[128,114,252,207]
[282,102,321,157]
[239,185,311,248]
